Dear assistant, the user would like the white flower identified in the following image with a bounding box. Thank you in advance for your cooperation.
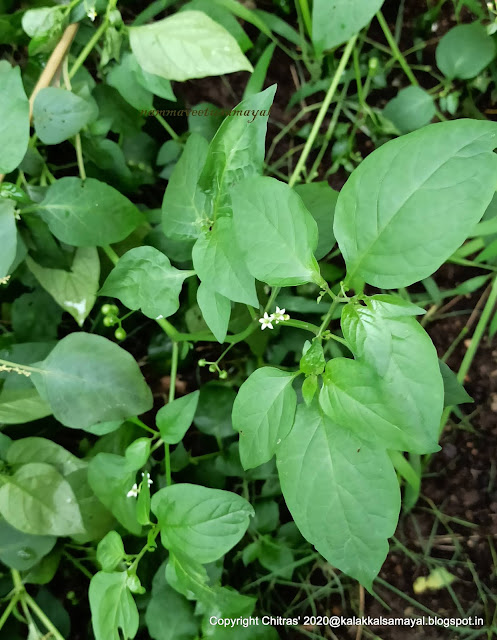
[259,312,274,330]
[142,472,153,487]
[273,307,286,323]
[87,7,97,21]
[127,483,139,498]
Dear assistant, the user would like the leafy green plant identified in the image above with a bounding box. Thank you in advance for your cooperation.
[0,0,494,638]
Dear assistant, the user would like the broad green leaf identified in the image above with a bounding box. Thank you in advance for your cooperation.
[21,7,62,39]
[134,63,176,101]
[151,483,253,562]
[383,86,436,134]
[0,387,51,424]
[0,61,29,174]
[88,453,141,536]
[7,437,86,476]
[100,247,194,320]
[27,247,100,326]
[193,217,258,306]
[125,438,150,469]
[166,551,255,617]
[198,86,275,220]
[181,0,252,52]
[243,42,275,99]
[97,531,125,572]
[33,87,95,145]
[146,562,199,640]
[295,182,337,260]
[156,391,200,444]
[319,358,441,454]
[89,571,139,640]
[299,340,325,375]
[197,282,231,343]
[232,367,297,469]
[35,177,143,247]
[67,467,115,544]
[439,360,473,406]
[194,383,236,439]
[334,120,497,288]
[129,11,252,81]
[0,517,55,570]
[162,133,208,241]
[31,333,153,429]
[231,177,322,287]
[436,23,496,79]
[12,290,62,342]
[0,197,18,278]
[276,403,400,589]
[0,462,85,536]
[339,298,443,453]
[312,0,385,54]
[107,52,153,111]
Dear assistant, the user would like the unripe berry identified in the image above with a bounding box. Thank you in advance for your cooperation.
[115,327,127,340]
[103,315,118,327]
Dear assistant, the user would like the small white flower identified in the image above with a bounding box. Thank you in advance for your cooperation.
[273,307,287,323]
[87,7,97,21]
[127,483,139,498]
[142,472,153,487]
[259,312,274,330]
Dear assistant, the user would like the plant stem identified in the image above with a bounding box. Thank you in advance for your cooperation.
[0,594,19,631]
[24,593,66,640]
[297,0,312,39]
[75,134,86,180]
[154,113,180,141]
[457,276,497,384]
[281,319,320,334]
[288,35,357,187]
[376,11,418,86]
[165,341,179,486]
[69,7,113,80]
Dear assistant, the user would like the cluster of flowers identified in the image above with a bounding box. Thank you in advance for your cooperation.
[127,472,153,498]
[259,306,290,331]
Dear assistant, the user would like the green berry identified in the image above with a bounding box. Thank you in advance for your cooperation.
[103,315,118,327]
[102,303,119,316]
[219,370,227,379]
[208,364,216,373]
[101,304,112,315]
[198,359,207,367]
[114,327,127,340]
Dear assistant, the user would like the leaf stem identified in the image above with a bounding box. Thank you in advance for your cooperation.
[0,594,19,631]
[165,341,179,486]
[11,571,65,640]
[288,35,357,187]
[154,113,180,141]
[296,0,312,39]
[376,11,418,86]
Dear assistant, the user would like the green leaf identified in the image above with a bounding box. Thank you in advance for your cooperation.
[162,133,208,241]
[198,86,275,220]
[334,120,497,288]
[146,562,199,640]
[7,437,86,476]
[181,0,252,52]
[383,86,436,134]
[301,375,318,406]
[300,340,325,375]
[11,290,62,342]
[294,182,337,260]
[151,483,253,562]
[106,52,153,111]
[125,438,151,469]
[31,333,153,429]
[232,367,297,469]
[231,177,321,287]
[194,383,236,439]
[193,217,258,306]
[100,247,193,320]
[319,358,441,454]
[134,63,176,101]
[0,60,29,174]
[33,87,95,145]
[97,531,125,572]
[129,11,252,81]
[243,42,275,99]
[0,195,18,278]
[88,453,141,536]
[0,517,55,571]
[156,391,200,445]
[436,22,496,79]
[0,462,85,536]
[27,247,100,327]
[439,360,473,406]
[0,387,52,424]
[89,571,139,640]
[36,177,143,247]
[276,403,400,589]
[197,282,231,343]
[312,0,385,54]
